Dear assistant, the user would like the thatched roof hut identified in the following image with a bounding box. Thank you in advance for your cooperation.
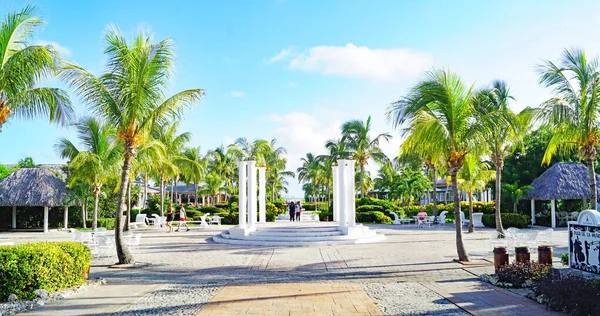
[527,162,600,200]
[527,162,599,228]
[0,167,70,232]
[0,167,69,207]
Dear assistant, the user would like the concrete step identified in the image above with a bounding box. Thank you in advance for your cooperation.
[221,229,376,241]
[257,226,340,233]
[250,230,343,237]
[212,233,386,247]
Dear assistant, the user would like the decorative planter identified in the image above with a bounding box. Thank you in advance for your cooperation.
[493,247,509,272]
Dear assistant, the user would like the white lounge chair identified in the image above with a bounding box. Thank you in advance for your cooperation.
[130,214,148,229]
[438,211,448,225]
[461,211,470,227]
[390,212,401,225]
[210,215,222,226]
[200,213,210,227]
[151,214,165,228]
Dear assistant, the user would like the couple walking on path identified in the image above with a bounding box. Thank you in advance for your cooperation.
[165,203,190,232]
[288,201,302,222]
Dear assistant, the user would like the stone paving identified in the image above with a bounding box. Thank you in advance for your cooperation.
[2,224,569,315]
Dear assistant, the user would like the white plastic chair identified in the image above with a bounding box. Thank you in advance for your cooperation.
[134,214,148,229]
[438,211,448,225]
[461,211,470,227]
[125,233,142,254]
[200,213,210,227]
[537,228,553,244]
[489,231,508,251]
[151,214,163,228]
[210,215,222,226]
[524,231,539,250]
[424,216,434,228]
[91,235,114,258]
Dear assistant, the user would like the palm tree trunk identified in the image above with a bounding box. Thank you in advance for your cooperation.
[494,162,504,234]
[451,171,469,262]
[160,177,165,217]
[173,177,178,204]
[468,192,474,233]
[432,166,438,223]
[588,158,597,210]
[143,174,148,209]
[92,190,99,230]
[82,203,87,228]
[360,164,365,198]
[124,180,131,232]
[194,182,199,208]
[115,143,134,265]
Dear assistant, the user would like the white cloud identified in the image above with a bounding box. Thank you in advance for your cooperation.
[269,46,294,63]
[271,43,433,81]
[36,40,72,58]
[230,90,246,98]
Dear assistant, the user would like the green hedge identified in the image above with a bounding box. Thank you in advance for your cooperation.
[197,206,221,214]
[85,217,116,229]
[0,242,91,301]
[356,205,384,213]
[482,213,530,229]
[215,212,239,225]
[356,211,392,224]
[356,198,404,217]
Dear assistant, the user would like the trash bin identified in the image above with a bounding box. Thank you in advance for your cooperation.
[515,246,530,263]
[493,247,509,272]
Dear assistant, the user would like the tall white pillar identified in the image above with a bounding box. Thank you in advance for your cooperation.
[338,160,348,228]
[64,206,69,230]
[333,166,340,222]
[43,206,49,233]
[531,200,536,225]
[346,160,356,227]
[11,206,16,229]
[551,199,556,228]
[238,161,247,228]
[258,167,266,223]
[247,161,257,229]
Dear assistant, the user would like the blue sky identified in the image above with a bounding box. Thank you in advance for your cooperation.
[1,0,600,197]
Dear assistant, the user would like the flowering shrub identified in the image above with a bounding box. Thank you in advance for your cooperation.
[533,273,600,315]
[496,261,550,288]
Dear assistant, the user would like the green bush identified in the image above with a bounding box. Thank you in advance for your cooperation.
[356,211,392,224]
[356,198,404,217]
[215,203,228,209]
[356,205,384,213]
[0,242,91,301]
[85,217,116,229]
[266,211,276,222]
[183,209,200,219]
[215,212,239,225]
[482,213,530,229]
[197,206,221,214]
[266,202,285,215]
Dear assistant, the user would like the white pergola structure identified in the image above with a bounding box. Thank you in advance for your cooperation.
[334,159,363,235]
[230,160,267,237]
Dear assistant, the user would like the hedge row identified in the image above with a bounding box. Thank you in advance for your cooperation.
[356,211,392,224]
[86,217,115,229]
[482,213,530,229]
[0,242,91,301]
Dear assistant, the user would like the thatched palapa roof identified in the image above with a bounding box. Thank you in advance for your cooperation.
[527,162,600,200]
[0,167,69,207]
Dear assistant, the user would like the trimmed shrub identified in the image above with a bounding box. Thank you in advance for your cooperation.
[534,273,600,315]
[356,205,384,213]
[197,206,221,214]
[356,211,392,224]
[482,213,530,229]
[0,242,91,301]
[266,202,283,215]
[214,203,228,209]
[216,212,239,225]
[183,209,200,220]
[85,217,116,229]
[266,211,276,222]
[495,261,550,288]
[356,198,404,218]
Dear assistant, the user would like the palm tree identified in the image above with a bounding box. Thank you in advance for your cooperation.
[341,116,391,198]
[178,146,206,207]
[61,27,204,265]
[473,80,532,234]
[389,69,486,262]
[536,48,600,210]
[201,172,224,206]
[55,117,121,230]
[503,183,533,214]
[208,145,238,198]
[152,121,190,208]
[64,182,91,228]
[457,155,496,233]
[297,153,325,201]
[0,5,73,134]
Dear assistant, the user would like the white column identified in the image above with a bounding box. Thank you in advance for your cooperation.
[531,200,536,225]
[43,206,49,233]
[333,165,340,222]
[258,167,266,223]
[247,161,257,229]
[11,206,16,229]
[238,161,247,228]
[551,199,556,228]
[64,206,69,230]
[338,160,348,228]
[346,160,356,227]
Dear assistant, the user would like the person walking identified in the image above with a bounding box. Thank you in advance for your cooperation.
[288,202,296,222]
[295,201,301,222]
[166,204,175,232]
[176,203,190,232]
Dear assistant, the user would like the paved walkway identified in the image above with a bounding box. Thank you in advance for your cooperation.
[3,224,568,315]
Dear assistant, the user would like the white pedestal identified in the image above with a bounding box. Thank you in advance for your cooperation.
[339,225,368,237]
[229,226,257,238]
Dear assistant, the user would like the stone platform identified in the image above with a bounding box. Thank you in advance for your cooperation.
[211,222,385,247]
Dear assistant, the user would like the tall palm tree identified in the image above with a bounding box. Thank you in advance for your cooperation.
[297,153,325,201]
[201,172,224,206]
[61,27,204,265]
[55,117,121,230]
[474,81,532,234]
[457,155,496,233]
[536,48,600,210]
[178,146,206,207]
[389,69,486,262]
[0,5,73,134]
[341,116,391,198]
[208,145,238,197]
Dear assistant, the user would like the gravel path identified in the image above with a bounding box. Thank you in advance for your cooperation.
[113,284,222,316]
[362,282,468,316]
